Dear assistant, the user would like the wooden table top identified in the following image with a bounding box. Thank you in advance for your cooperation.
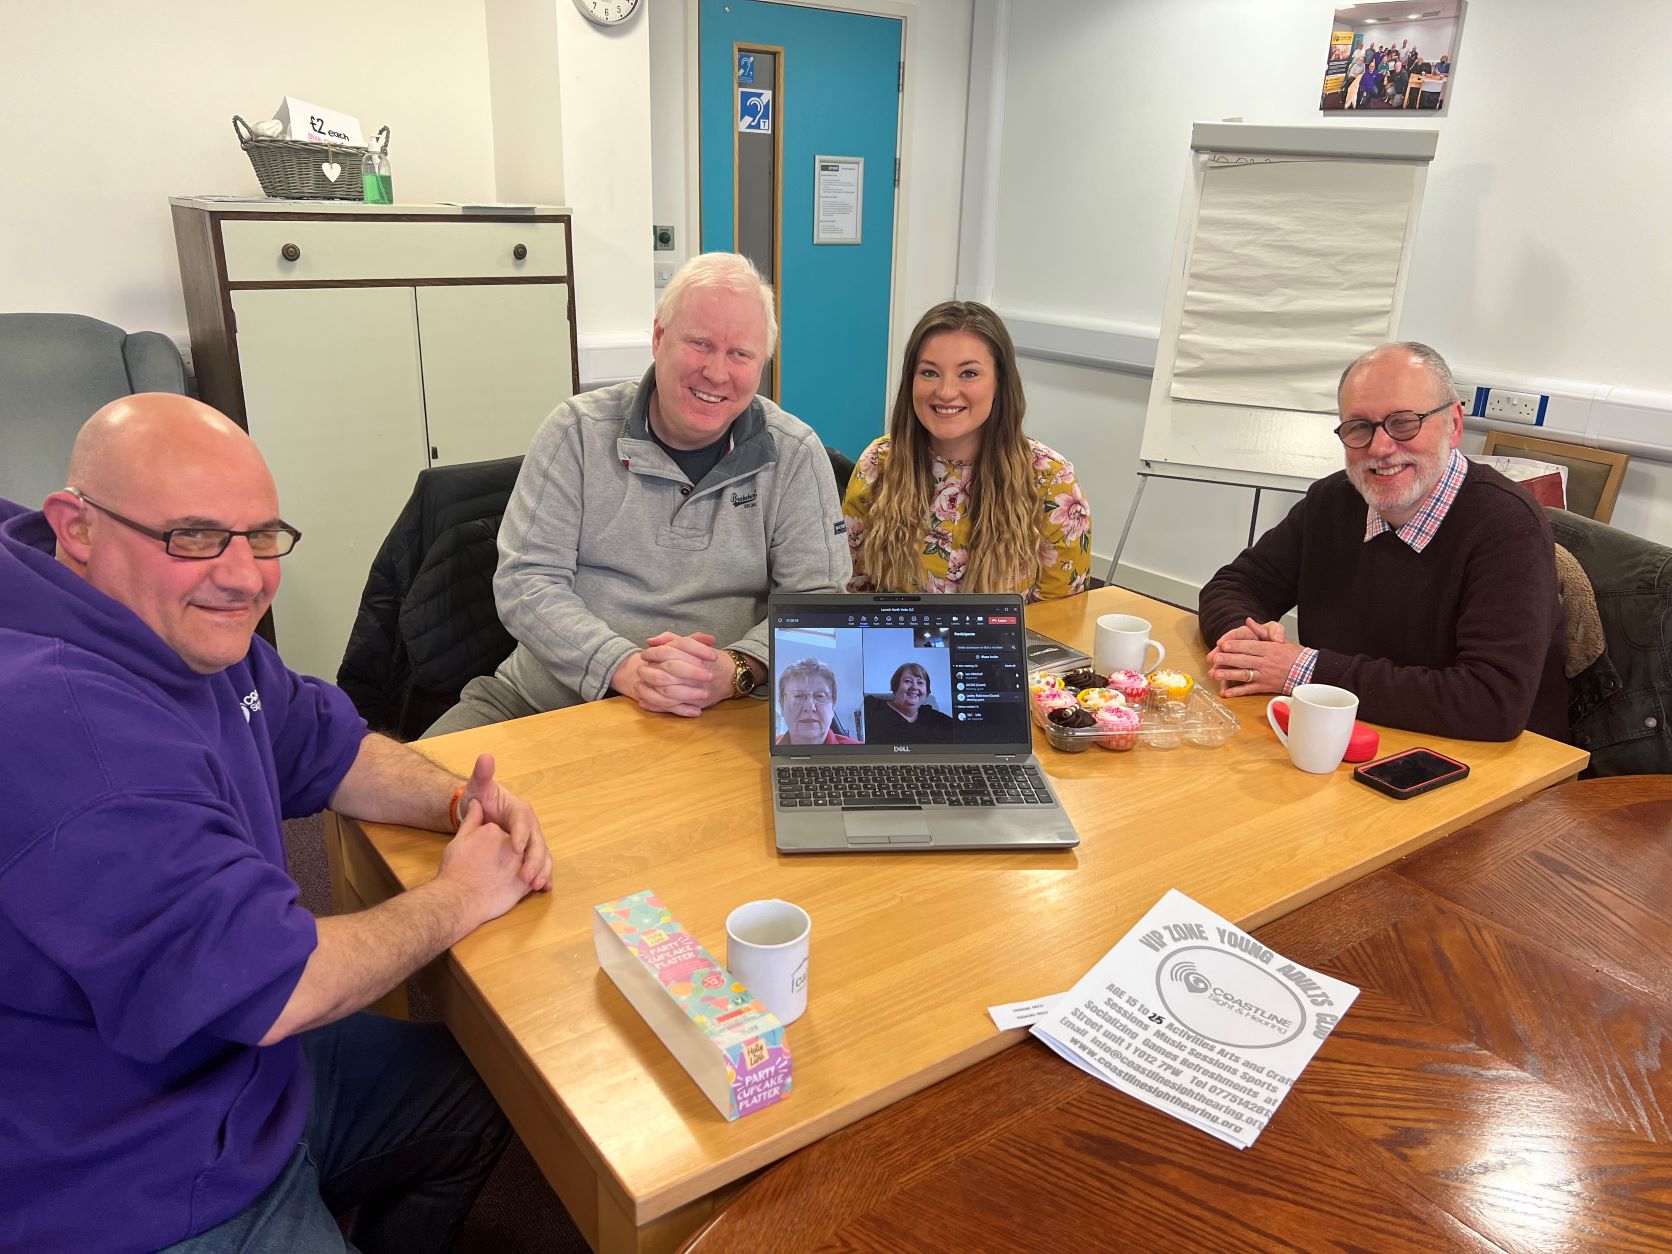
[685,775,1672,1253]
[350,586,1588,1229]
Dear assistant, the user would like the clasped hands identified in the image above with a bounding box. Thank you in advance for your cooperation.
[1206,616,1303,698]
[451,751,551,898]
[612,631,744,717]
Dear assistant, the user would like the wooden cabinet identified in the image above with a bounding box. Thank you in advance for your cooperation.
[171,200,578,681]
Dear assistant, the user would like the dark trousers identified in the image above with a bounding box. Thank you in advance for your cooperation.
[166,1013,510,1253]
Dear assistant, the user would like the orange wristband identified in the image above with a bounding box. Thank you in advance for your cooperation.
[449,782,467,831]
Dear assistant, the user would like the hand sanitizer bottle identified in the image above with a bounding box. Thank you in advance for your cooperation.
[362,130,393,205]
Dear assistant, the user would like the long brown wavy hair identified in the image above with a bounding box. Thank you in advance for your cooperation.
[861,301,1039,594]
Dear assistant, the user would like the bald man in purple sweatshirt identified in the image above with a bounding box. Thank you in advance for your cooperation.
[0,395,552,1252]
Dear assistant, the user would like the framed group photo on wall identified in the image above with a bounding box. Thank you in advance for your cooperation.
[1321,2,1463,112]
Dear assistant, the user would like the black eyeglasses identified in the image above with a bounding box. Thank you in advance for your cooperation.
[1333,401,1454,449]
[70,489,301,559]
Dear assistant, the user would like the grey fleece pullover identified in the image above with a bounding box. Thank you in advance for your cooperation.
[492,368,851,712]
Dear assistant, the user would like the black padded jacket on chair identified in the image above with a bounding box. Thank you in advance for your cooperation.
[338,457,523,741]
[1545,507,1672,776]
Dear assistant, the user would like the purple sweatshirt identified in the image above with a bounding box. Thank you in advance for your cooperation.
[0,506,367,1251]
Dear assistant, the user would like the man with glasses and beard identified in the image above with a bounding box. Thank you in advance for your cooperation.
[1198,342,1567,742]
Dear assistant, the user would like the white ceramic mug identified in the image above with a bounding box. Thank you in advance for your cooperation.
[1266,684,1359,774]
[1094,614,1166,676]
[726,899,811,1025]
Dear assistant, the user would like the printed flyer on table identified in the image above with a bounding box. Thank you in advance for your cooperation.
[1032,889,1359,1148]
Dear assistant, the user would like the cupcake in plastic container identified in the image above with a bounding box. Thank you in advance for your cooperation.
[1045,705,1096,752]
[1076,686,1125,712]
[1093,704,1141,752]
[1106,669,1150,706]
[1032,688,1079,718]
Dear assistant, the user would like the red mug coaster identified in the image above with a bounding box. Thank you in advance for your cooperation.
[1270,699,1380,762]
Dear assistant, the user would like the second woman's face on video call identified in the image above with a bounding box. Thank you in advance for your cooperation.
[912,330,997,461]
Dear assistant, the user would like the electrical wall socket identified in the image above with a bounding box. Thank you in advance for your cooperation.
[1482,388,1544,425]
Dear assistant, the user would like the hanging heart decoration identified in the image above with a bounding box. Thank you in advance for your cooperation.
[320,161,342,183]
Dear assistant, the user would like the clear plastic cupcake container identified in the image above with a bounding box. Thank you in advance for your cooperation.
[1030,665,1240,752]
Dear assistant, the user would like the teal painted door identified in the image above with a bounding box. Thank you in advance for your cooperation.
[699,0,902,458]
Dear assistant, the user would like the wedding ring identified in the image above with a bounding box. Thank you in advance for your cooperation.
[1245,668,1255,684]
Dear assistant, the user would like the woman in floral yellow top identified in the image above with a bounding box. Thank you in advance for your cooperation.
[843,301,1091,601]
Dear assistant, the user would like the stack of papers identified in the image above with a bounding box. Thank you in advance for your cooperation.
[1025,889,1358,1148]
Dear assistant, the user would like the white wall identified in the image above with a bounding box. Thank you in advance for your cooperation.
[486,0,569,205]
[549,2,655,351]
[982,0,1672,600]
[2,0,497,343]
[487,0,656,383]
[886,0,975,394]
[649,3,694,281]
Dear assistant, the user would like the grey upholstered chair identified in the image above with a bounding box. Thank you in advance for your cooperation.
[0,313,188,508]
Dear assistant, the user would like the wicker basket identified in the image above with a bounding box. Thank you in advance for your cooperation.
[233,116,388,202]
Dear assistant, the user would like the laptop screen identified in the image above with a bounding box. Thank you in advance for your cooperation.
[768,594,1032,754]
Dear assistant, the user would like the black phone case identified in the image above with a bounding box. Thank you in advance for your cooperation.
[1353,749,1469,799]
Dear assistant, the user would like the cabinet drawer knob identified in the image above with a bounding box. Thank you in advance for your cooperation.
[280,243,301,262]
[512,243,528,261]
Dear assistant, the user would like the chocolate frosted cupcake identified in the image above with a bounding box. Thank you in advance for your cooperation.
[1044,704,1096,752]
[1060,668,1107,692]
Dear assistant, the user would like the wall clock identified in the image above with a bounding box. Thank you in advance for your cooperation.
[573,0,639,26]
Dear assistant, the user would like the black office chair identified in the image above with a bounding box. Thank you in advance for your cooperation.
[825,445,856,498]
[338,457,523,740]
[1545,507,1672,776]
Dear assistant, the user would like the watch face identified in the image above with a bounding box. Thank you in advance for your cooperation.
[731,652,758,695]
[573,0,638,25]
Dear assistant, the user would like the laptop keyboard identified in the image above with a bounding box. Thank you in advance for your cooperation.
[774,763,1055,808]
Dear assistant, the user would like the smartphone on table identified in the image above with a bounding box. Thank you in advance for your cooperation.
[1353,748,1469,799]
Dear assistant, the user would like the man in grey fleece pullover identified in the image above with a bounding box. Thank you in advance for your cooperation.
[426,253,850,735]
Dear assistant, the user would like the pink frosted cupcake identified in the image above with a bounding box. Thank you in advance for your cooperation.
[1029,673,1066,697]
[1106,669,1150,706]
[1076,686,1125,712]
[1093,703,1141,751]
[1033,688,1079,717]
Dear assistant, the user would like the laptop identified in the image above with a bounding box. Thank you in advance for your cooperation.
[768,592,1080,852]
[1025,628,1092,673]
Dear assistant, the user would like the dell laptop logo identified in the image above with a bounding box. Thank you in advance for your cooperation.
[893,745,912,753]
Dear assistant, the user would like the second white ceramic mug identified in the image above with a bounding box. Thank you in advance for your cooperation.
[1094,614,1165,676]
[726,899,811,1025]
[1266,684,1359,774]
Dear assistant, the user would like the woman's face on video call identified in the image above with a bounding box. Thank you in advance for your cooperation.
[782,676,836,743]
[912,330,997,459]
[893,669,927,712]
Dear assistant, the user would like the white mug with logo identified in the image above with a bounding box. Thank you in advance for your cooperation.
[1266,684,1359,774]
[1094,614,1166,676]
[726,899,811,1025]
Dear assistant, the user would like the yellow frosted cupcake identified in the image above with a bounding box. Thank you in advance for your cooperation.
[1146,668,1194,704]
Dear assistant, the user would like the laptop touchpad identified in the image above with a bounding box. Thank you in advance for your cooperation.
[844,813,932,840]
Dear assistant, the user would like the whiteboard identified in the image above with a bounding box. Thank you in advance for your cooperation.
[1139,124,1439,493]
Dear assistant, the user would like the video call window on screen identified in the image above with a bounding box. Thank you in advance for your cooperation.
[770,606,1028,748]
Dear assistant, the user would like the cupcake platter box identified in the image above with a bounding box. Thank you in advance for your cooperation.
[593,889,793,1120]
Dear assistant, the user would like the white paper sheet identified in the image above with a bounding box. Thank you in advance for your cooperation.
[987,994,1065,1031]
[1170,157,1417,414]
[1032,889,1359,1148]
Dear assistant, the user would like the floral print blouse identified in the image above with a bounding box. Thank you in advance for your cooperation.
[842,436,1092,601]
